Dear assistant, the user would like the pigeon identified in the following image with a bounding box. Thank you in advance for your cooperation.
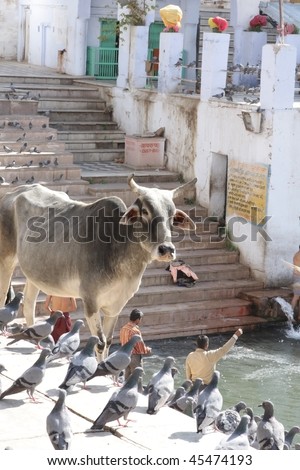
[58,335,100,392]
[46,389,73,450]
[3,145,13,153]
[54,173,64,182]
[28,121,33,129]
[256,400,285,450]
[22,160,33,167]
[39,334,56,351]
[16,133,26,142]
[170,378,203,416]
[146,356,176,415]
[25,176,34,184]
[91,367,143,430]
[29,146,40,154]
[195,370,223,433]
[19,142,28,153]
[53,157,59,166]
[0,348,51,401]
[243,407,258,446]
[47,135,54,141]
[215,415,251,450]
[0,121,6,129]
[11,176,19,184]
[47,319,84,363]
[0,364,7,395]
[0,292,24,334]
[0,176,5,184]
[166,378,192,405]
[87,334,142,384]
[215,401,247,434]
[284,426,300,450]
[6,310,63,347]
[5,160,16,168]
[42,123,47,128]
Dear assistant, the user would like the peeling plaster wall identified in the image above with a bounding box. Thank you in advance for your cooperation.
[0,0,18,59]
[105,88,199,182]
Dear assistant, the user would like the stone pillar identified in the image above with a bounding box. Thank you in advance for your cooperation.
[200,32,230,101]
[157,32,184,93]
[128,25,150,89]
[260,44,296,109]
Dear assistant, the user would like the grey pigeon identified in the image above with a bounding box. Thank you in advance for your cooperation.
[0,364,7,395]
[146,356,175,415]
[0,348,51,401]
[284,425,300,450]
[25,175,34,184]
[171,378,203,417]
[47,319,84,363]
[91,367,143,430]
[3,145,13,153]
[87,334,142,384]
[195,370,223,433]
[59,335,99,392]
[46,389,73,450]
[215,415,251,450]
[166,379,192,406]
[243,407,258,446]
[0,292,24,334]
[39,335,56,351]
[256,400,285,450]
[215,401,247,434]
[6,310,63,346]
[19,142,27,153]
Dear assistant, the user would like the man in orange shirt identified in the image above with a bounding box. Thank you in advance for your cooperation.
[120,308,152,384]
[44,295,77,343]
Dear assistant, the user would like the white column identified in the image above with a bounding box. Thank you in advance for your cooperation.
[117,25,130,88]
[157,32,184,93]
[128,26,150,89]
[200,32,230,101]
[260,44,296,110]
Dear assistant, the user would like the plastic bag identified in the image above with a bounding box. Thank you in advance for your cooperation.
[159,5,183,32]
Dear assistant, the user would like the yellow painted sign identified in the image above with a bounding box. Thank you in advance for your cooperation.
[227,160,269,223]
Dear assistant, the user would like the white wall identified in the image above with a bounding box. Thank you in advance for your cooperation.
[0,0,19,59]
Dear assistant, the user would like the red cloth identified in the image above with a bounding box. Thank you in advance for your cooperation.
[51,312,72,343]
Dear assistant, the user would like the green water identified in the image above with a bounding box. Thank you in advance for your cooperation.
[140,324,300,445]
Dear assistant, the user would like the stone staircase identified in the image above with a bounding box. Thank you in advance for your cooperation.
[0,67,291,344]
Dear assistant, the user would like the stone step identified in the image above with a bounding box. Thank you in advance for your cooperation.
[38,98,106,111]
[152,248,239,267]
[45,109,112,122]
[57,130,126,141]
[1,139,65,152]
[86,181,196,205]
[0,164,81,182]
[71,148,125,163]
[0,75,91,85]
[50,121,119,131]
[0,99,38,115]
[125,279,264,307]
[0,114,49,129]
[65,139,125,150]
[0,83,100,99]
[0,178,90,197]
[0,127,58,141]
[80,165,179,184]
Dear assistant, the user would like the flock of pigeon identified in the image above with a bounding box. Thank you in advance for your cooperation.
[0,293,300,451]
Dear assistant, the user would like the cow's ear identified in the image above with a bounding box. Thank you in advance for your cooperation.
[173,209,196,231]
[119,205,140,225]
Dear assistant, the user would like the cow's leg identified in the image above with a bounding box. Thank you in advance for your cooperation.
[0,257,16,306]
[84,309,106,360]
[102,314,119,358]
[22,280,39,326]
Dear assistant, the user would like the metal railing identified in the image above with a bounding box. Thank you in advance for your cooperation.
[86,47,119,80]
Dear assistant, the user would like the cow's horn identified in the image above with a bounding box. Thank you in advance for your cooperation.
[172,177,197,199]
[127,174,148,195]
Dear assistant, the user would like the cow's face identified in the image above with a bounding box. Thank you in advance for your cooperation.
[120,178,196,262]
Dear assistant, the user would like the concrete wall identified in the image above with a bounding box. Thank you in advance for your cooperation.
[0,0,19,59]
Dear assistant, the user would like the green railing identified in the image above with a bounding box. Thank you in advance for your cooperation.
[86,47,119,80]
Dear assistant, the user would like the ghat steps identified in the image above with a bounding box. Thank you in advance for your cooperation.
[0,66,290,344]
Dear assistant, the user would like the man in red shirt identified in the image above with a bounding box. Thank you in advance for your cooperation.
[120,309,152,384]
